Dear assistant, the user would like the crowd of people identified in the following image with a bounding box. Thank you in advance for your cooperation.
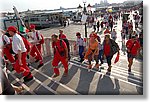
[0,7,143,95]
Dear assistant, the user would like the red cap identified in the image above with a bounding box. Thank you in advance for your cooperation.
[76,32,81,36]
[104,29,110,35]
[7,26,17,33]
[30,24,35,29]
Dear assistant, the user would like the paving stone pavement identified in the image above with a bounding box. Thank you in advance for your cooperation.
[6,12,143,95]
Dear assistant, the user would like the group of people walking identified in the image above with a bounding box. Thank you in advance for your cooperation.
[0,8,142,95]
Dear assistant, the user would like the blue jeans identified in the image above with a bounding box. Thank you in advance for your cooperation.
[79,46,84,61]
[98,50,103,64]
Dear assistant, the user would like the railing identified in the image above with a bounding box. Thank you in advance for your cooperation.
[30,37,79,59]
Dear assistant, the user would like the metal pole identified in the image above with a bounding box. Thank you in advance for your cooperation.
[85,23,87,38]
[83,2,87,38]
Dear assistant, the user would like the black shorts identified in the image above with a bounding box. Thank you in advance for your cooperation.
[127,53,136,59]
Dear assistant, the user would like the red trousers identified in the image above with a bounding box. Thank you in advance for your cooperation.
[3,47,15,67]
[30,44,43,61]
[52,55,68,75]
[14,52,32,77]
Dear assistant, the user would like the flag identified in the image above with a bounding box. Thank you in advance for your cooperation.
[114,52,120,64]
[13,6,25,27]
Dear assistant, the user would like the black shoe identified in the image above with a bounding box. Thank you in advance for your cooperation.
[37,63,44,68]
[128,69,131,72]
[35,59,39,63]
[107,67,111,72]
[27,55,30,59]
[24,76,33,82]
[23,72,33,82]
[79,59,84,63]
[27,63,31,67]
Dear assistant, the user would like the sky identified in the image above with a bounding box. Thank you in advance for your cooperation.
[0,0,133,12]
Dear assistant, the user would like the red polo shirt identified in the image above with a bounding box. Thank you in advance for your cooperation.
[126,39,141,56]
[104,43,111,56]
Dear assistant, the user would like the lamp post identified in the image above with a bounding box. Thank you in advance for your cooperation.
[83,0,87,38]
[77,1,92,38]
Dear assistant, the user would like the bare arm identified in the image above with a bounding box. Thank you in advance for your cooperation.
[65,47,68,58]
[18,50,22,65]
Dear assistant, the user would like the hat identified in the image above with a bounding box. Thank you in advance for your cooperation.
[30,24,35,29]
[7,26,17,33]
[76,32,81,36]
[51,34,58,38]
[89,33,97,38]
[104,29,110,35]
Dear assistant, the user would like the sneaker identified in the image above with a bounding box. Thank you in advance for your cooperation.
[37,63,44,68]
[79,60,83,63]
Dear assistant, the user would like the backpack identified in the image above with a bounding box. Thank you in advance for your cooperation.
[53,40,65,56]
[21,37,31,53]
[36,32,44,44]
[60,39,71,60]
[2,35,13,53]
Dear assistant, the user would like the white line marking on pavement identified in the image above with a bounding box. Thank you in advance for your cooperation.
[31,76,58,95]
[71,60,142,84]
[72,58,143,76]
[30,65,80,95]
[69,62,143,88]
[7,70,36,95]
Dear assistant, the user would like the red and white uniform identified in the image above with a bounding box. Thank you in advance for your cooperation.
[0,34,15,66]
[52,40,68,75]
[12,33,32,77]
[30,31,43,63]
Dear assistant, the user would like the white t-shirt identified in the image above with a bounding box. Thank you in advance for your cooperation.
[0,35,10,48]
[76,38,86,47]
[31,31,42,42]
[12,34,27,54]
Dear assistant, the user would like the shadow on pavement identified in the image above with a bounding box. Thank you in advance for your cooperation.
[75,68,95,94]
[95,74,120,95]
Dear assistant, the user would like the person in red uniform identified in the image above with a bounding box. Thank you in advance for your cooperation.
[59,29,66,39]
[7,26,33,82]
[126,35,141,72]
[51,34,68,78]
[58,29,70,60]
[29,24,44,68]
[0,29,15,68]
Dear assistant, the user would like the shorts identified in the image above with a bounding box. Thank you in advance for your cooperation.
[127,52,136,59]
